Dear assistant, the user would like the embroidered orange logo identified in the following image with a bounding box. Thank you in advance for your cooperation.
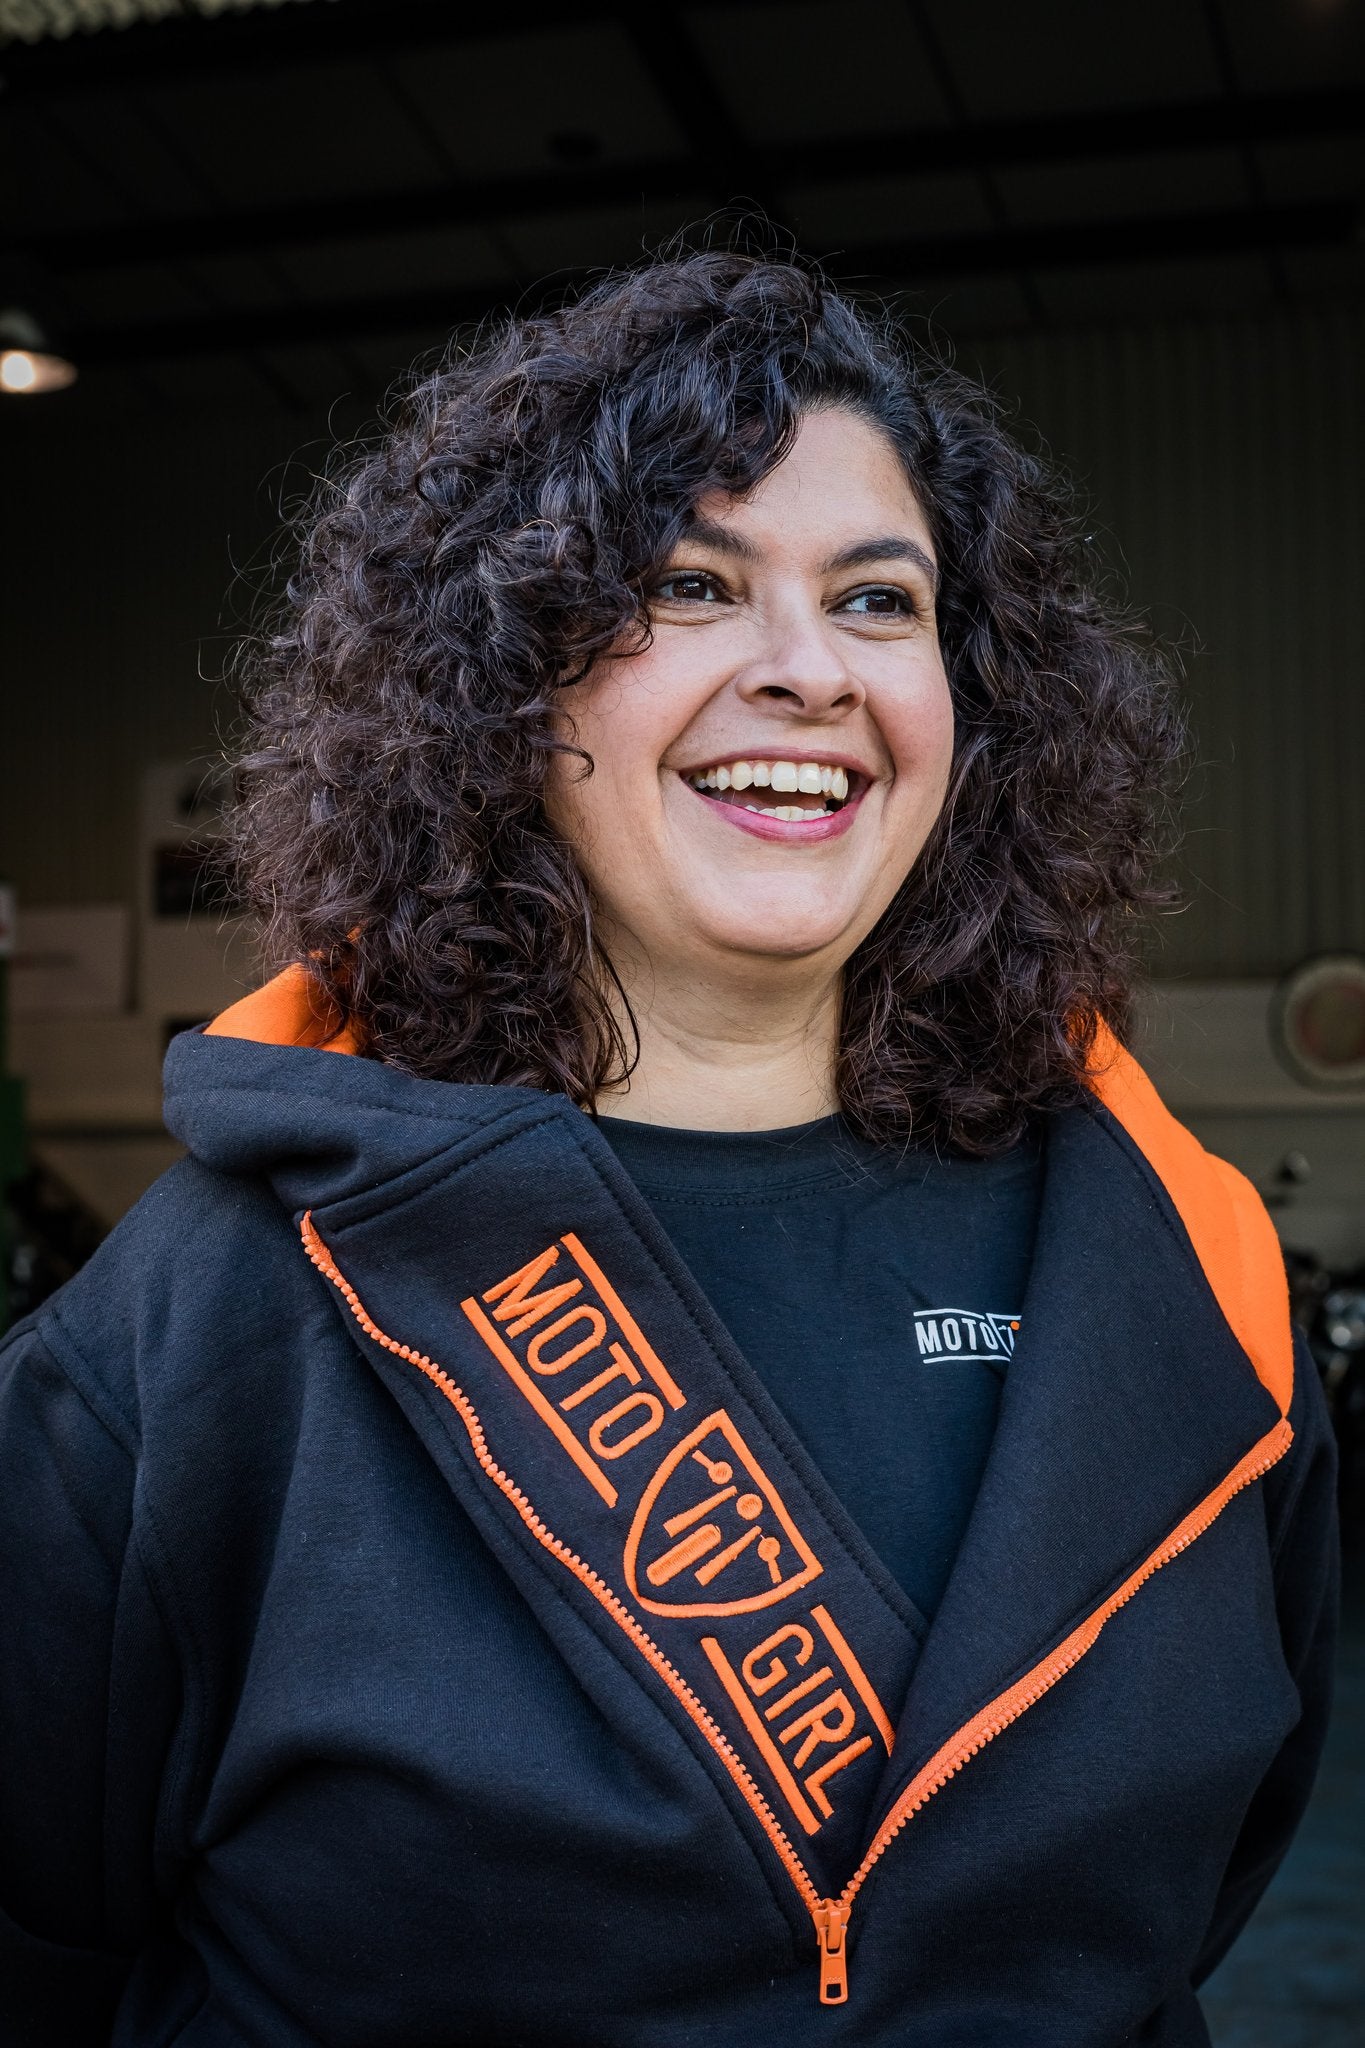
[461,1234,687,1510]
[698,1604,894,1835]
[624,1411,823,1618]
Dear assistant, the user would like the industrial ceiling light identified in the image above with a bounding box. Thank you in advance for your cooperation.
[0,0,324,41]
[0,308,77,396]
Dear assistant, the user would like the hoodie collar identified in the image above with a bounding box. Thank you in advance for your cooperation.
[180,966,1292,1419]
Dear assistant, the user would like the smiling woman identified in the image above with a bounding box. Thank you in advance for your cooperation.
[544,407,956,1128]
[226,252,1182,1152]
[0,252,1337,2045]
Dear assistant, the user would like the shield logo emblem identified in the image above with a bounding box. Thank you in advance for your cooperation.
[624,1410,823,1618]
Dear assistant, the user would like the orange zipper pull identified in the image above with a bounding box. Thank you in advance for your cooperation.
[813,1900,850,2005]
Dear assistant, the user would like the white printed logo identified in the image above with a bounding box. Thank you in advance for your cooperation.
[913,1308,1020,1365]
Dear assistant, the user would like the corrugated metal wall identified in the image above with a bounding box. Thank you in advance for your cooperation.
[2,306,1363,975]
[968,307,1365,976]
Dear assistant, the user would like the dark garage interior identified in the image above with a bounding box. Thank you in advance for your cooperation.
[1,2,1363,2041]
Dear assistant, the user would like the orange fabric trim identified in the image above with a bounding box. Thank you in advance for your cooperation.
[1086,1022,1293,1416]
[203,962,361,1055]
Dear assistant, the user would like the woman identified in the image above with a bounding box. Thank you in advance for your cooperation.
[1,253,1336,2045]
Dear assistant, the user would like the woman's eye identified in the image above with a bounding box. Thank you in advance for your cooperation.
[652,569,725,604]
[839,585,916,618]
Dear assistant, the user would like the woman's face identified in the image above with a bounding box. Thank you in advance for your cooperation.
[549,408,955,986]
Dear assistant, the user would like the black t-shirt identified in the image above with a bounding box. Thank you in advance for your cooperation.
[596,1112,1042,1624]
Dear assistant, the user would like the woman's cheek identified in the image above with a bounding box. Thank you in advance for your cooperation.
[880,665,954,794]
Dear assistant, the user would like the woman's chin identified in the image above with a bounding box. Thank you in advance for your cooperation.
[670,897,868,970]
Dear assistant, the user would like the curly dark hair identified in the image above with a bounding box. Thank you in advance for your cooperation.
[226,249,1183,1152]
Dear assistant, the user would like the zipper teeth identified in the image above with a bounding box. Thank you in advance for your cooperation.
[835,1423,1293,1912]
[299,1213,823,1916]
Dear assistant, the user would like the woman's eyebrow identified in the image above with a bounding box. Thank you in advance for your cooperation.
[675,517,761,562]
[821,536,940,591]
[672,521,939,593]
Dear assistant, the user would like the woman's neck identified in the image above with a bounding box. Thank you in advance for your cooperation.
[593,952,842,1133]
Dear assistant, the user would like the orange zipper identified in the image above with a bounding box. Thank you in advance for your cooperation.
[300,1213,1292,2012]
[816,1415,1294,2002]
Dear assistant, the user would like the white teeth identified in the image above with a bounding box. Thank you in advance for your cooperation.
[687,759,855,804]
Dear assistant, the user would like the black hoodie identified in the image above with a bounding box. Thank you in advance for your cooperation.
[0,972,1338,2046]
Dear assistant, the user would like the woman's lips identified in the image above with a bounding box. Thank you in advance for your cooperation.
[684,778,866,843]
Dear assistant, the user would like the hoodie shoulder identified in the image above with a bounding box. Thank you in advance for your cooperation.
[33,1154,313,1449]
[161,1023,545,1214]
[37,1027,548,1442]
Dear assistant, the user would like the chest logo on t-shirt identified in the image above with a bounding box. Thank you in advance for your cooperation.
[913,1307,1020,1365]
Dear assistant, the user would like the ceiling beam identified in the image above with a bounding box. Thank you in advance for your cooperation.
[624,7,787,228]
[22,84,1364,277]
[0,0,617,93]
[64,198,1356,368]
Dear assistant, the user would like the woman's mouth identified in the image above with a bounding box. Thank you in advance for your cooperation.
[678,755,868,844]
[683,757,861,822]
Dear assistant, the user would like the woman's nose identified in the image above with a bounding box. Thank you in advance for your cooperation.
[733,606,866,717]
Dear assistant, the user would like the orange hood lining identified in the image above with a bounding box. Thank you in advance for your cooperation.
[1085,1020,1292,1416]
[204,971,1292,1417]
[204,962,362,1057]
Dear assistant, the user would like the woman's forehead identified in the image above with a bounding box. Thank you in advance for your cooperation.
[685,411,935,571]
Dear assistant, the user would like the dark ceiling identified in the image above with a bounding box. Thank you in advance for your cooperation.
[4,0,1365,415]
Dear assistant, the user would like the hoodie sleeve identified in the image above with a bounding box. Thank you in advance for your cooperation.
[0,1312,179,2044]
[1192,1331,1340,1986]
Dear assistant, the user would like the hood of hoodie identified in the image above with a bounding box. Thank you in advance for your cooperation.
[162,965,564,1219]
